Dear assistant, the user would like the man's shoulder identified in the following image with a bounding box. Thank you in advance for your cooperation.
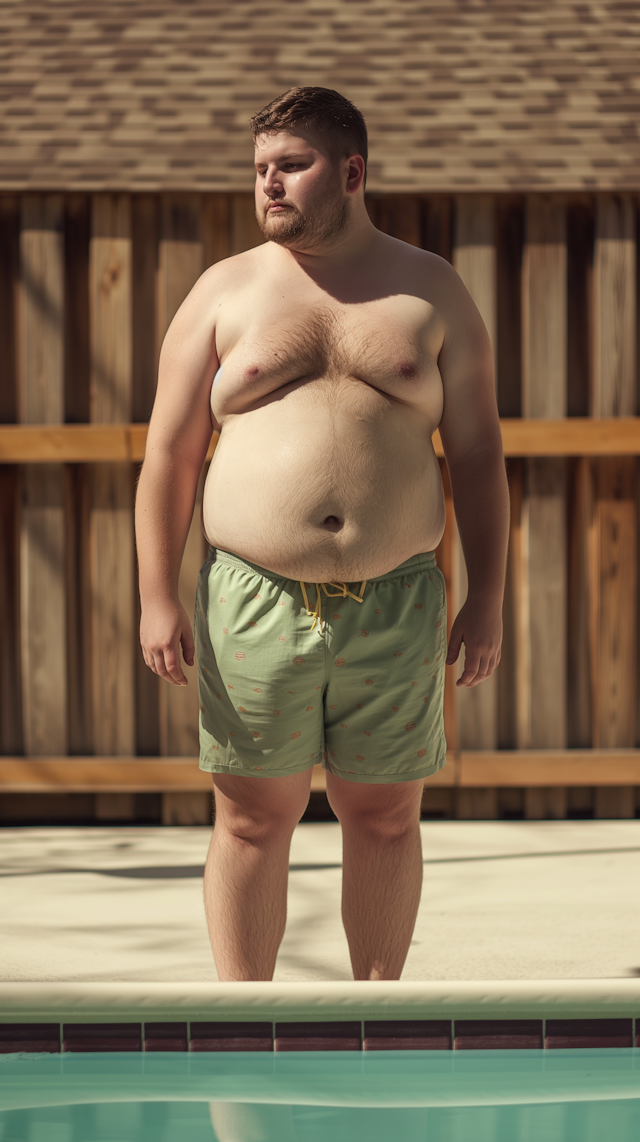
[378,233,460,293]
[197,243,267,294]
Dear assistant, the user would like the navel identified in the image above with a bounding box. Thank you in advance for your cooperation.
[322,515,343,532]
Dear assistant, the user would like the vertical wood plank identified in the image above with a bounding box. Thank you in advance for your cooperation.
[566,196,594,417]
[90,195,133,425]
[567,457,593,750]
[131,199,161,758]
[524,459,568,820]
[63,195,92,759]
[90,464,136,757]
[0,195,19,424]
[452,196,498,812]
[497,459,522,750]
[158,195,206,758]
[65,464,93,756]
[424,195,452,262]
[0,197,22,754]
[375,196,422,246]
[592,460,637,746]
[230,193,264,256]
[591,195,637,816]
[522,196,567,418]
[131,197,161,756]
[64,194,90,423]
[18,194,67,757]
[132,194,159,424]
[592,195,636,417]
[20,466,68,755]
[496,196,524,418]
[89,194,135,758]
[203,193,231,267]
[0,467,23,754]
[453,195,497,356]
[522,196,568,820]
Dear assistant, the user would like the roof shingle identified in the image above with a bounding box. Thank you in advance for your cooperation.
[2,0,640,191]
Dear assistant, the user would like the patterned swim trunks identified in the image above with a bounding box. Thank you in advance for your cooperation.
[194,546,447,784]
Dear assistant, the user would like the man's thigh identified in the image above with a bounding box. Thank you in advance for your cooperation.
[325,770,424,828]
[212,769,314,828]
[195,550,326,778]
[323,553,447,784]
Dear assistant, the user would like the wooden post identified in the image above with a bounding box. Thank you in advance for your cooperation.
[591,194,637,818]
[18,195,67,757]
[157,194,206,782]
[521,195,568,819]
[89,195,136,804]
[453,195,498,818]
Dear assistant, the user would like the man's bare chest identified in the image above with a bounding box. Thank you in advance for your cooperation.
[212,291,444,419]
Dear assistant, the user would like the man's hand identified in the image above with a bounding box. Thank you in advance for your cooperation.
[445,596,502,688]
[140,600,195,686]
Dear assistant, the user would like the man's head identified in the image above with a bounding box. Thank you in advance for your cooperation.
[250,87,368,252]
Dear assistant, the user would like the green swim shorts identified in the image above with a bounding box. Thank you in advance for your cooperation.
[194,546,447,784]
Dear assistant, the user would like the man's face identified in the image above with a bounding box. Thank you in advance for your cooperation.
[253,130,350,251]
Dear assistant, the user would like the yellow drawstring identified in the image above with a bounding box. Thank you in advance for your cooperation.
[299,579,367,633]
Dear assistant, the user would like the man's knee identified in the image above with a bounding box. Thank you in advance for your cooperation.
[212,772,310,842]
[326,776,423,841]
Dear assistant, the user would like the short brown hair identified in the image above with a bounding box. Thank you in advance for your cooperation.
[250,87,368,182]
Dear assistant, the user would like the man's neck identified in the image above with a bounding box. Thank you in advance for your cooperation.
[275,208,382,277]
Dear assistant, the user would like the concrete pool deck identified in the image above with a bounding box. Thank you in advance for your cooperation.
[1,820,640,985]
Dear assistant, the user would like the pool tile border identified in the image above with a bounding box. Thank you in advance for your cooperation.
[2,1015,640,1053]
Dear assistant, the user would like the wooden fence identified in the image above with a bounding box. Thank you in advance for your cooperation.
[0,190,639,823]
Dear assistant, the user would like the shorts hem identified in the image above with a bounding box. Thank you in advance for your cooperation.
[198,759,318,779]
[324,750,447,785]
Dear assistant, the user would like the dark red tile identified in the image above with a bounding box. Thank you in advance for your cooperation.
[364,1019,451,1050]
[545,1019,633,1049]
[454,1020,543,1049]
[143,1022,188,1051]
[0,1023,60,1054]
[62,1023,142,1052]
[189,1021,273,1052]
[275,1021,361,1052]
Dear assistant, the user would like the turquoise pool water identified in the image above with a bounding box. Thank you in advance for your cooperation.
[1,1050,639,1141]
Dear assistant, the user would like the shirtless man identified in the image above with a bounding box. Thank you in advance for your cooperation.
[135,87,509,983]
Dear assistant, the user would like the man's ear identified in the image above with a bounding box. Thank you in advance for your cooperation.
[345,154,366,195]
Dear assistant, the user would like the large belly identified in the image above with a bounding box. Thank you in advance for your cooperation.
[202,382,445,581]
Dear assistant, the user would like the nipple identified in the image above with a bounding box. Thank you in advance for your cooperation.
[322,515,343,531]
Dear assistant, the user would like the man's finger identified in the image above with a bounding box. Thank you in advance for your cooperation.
[456,647,480,686]
[164,650,188,686]
[181,629,195,667]
[152,650,182,686]
[446,627,463,666]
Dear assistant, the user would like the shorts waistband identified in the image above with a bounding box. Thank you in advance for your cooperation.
[208,546,437,584]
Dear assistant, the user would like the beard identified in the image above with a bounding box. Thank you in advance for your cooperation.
[256,183,350,250]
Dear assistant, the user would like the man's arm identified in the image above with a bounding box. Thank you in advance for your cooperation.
[435,261,510,688]
[135,268,220,687]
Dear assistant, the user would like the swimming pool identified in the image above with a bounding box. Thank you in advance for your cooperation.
[1,981,639,1141]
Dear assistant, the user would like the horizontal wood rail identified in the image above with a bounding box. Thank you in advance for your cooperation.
[3,419,640,463]
[1,752,639,793]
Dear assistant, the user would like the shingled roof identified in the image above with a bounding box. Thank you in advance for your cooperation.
[2,0,640,192]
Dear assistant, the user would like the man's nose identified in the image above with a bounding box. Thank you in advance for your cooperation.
[263,167,283,195]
